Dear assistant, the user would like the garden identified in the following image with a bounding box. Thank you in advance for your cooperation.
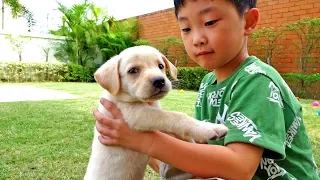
[0,0,320,179]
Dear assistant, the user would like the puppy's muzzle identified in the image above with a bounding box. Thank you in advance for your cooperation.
[152,77,165,89]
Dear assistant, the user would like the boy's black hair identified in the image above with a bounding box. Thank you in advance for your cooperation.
[174,0,257,17]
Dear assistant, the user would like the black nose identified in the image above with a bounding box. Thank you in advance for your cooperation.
[152,77,165,89]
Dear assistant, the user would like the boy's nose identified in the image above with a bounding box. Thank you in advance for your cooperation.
[193,36,208,46]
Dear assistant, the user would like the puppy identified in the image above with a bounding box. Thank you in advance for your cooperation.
[84,46,228,180]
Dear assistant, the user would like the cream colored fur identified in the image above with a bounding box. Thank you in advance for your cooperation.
[84,46,228,180]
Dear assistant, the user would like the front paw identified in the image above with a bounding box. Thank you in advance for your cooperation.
[190,121,229,143]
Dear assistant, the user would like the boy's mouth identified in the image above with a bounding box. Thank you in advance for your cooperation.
[197,51,213,56]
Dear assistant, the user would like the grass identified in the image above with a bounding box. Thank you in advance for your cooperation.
[0,82,319,179]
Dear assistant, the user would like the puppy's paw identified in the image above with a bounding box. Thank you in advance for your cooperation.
[190,121,229,143]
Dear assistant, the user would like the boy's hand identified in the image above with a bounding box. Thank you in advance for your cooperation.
[93,98,154,153]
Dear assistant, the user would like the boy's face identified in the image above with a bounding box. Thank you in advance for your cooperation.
[177,0,248,70]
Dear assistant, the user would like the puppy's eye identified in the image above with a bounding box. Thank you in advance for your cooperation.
[158,64,164,70]
[128,68,138,74]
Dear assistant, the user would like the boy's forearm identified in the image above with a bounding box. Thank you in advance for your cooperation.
[148,157,161,173]
[141,131,259,180]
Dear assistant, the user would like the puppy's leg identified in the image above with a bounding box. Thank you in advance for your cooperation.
[119,103,228,143]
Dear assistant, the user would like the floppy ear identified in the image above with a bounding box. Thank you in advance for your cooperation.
[94,55,121,95]
[161,55,178,80]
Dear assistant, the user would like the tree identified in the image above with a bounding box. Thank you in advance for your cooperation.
[1,0,36,31]
[50,0,143,67]
[41,46,51,62]
[250,26,285,66]
[286,17,320,74]
[153,36,188,66]
[5,34,30,61]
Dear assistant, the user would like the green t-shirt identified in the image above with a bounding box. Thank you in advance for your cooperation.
[195,56,319,180]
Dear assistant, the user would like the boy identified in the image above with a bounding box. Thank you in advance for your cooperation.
[93,0,320,179]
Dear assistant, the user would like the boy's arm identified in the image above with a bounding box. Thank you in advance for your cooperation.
[94,99,263,180]
[143,131,263,180]
[148,157,160,173]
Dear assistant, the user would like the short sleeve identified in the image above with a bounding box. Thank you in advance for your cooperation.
[224,74,286,160]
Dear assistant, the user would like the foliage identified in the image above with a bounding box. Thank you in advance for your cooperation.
[2,61,320,99]
[153,36,188,66]
[172,66,320,99]
[5,34,30,61]
[50,0,142,67]
[282,73,320,85]
[133,39,151,46]
[2,0,36,31]
[285,17,320,74]
[0,62,66,82]
[169,67,210,90]
[64,64,96,82]
[282,73,320,99]
[0,62,97,83]
[250,26,286,66]
[98,17,143,61]
[50,0,102,66]
[154,36,183,57]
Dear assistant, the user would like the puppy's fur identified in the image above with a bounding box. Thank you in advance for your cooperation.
[84,46,228,180]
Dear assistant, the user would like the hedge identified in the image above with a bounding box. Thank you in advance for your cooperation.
[282,73,320,99]
[170,67,210,90]
[1,62,319,99]
[0,62,97,83]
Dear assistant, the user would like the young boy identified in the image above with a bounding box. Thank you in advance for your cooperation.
[93,0,320,179]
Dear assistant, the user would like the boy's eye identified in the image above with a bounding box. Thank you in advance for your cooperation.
[205,20,218,26]
[182,28,191,32]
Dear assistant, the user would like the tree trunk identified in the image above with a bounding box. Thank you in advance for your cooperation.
[19,53,22,61]
[266,57,271,65]
[46,53,49,62]
[1,0,4,29]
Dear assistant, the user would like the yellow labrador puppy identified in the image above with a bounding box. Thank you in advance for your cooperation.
[84,46,228,180]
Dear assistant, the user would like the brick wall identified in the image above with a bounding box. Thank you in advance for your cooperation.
[256,0,320,73]
[136,0,320,73]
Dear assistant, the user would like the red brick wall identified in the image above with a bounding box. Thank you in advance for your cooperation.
[137,9,198,67]
[136,0,320,73]
[256,0,320,73]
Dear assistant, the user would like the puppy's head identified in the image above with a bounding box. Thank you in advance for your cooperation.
[94,46,177,102]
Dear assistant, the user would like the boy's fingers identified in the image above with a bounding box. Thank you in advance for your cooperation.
[98,135,118,146]
[100,98,124,119]
[95,120,117,138]
[93,109,120,130]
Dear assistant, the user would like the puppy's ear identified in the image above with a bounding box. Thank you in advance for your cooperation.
[94,55,121,95]
[161,55,178,80]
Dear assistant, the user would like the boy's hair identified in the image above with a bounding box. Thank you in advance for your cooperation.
[174,0,257,17]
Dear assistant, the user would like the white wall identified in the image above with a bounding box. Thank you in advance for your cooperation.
[0,30,66,63]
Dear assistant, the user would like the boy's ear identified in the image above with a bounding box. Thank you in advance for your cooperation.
[244,8,260,36]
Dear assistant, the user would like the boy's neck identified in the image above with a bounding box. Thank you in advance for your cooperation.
[214,51,249,84]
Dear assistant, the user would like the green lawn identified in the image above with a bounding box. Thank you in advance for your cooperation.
[0,82,319,179]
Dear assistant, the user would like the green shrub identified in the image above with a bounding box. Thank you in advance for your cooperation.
[281,73,320,99]
[170,67,209,90]
[65,64,97,82]
[282,73,320,85]
[0,62,66,82]
[0,62,97,83]
[2,62,318,99]
[170,67,320,100]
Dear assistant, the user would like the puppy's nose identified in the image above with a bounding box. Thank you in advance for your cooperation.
[152,77,165,89]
